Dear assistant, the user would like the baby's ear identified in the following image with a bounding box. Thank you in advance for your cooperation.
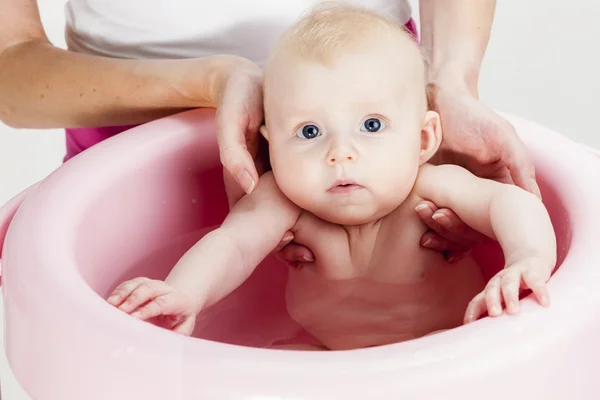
[259,125,270,141]
[419,111,442,165]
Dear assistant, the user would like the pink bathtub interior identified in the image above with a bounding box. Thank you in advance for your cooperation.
[2,108,600,399]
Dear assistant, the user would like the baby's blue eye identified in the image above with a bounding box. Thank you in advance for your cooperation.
[361,118,385,132]
[297,124,320,139]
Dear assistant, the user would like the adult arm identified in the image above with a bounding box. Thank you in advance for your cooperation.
[417,0,541,259]
[0,0,251,129]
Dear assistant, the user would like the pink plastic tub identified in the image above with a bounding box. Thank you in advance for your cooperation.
[1,108,599,399]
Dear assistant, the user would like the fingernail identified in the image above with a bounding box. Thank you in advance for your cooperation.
[303,255,314,262]
[447,253,466,263]
[492,306,502,315]
[236,169,255,194]
[282,234,293,243]
[131,311,141,318]
[107,295,118,302]
[422,237,439,248]
[432,212,452,228]
[415,204,430,213]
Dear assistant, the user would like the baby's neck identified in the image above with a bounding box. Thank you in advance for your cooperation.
[341,219,384,268]
[342,219,382,237]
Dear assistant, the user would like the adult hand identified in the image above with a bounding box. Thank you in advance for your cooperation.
[213,56,316,266]
[417,82,541,262]
[213,56,265,208]
[427,83,540,196]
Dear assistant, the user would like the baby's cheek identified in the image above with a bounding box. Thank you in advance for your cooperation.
[286,170,317,199]
[278,168,321,208]
[272,159,305,189]
[380,162,419,199]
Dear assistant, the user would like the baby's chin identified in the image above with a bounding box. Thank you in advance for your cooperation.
[309,205,385,226]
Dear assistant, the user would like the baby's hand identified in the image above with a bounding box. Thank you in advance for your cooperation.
[107,277,197,335]
[464,257,552,324]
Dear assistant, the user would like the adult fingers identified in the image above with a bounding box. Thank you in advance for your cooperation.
[416,202,486,249]
[273,243,315,266]
[431,209,488,245]
[420,231,470,252]
[218,142,258,197]
[500,124,542,199]
[224,167,248,209]
[274,231,294,252]
[216,94,260,196]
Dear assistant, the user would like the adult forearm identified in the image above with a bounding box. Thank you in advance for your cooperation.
[419,0,496,97]
[0,40,234,129]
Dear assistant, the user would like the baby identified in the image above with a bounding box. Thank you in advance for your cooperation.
[107,4,557,350]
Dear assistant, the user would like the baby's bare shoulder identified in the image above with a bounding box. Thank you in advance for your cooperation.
[415,163,473,184]
[251,171,297,209]
[413,163,483,200]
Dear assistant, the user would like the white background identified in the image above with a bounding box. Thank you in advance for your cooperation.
[1,0,599,399]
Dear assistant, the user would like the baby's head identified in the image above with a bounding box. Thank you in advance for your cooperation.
[261,3,442,225]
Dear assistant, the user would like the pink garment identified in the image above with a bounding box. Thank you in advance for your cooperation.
[63,19,419,162]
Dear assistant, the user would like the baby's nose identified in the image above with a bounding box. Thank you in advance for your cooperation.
[327,145,358,165]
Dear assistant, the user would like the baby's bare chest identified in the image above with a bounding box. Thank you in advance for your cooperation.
[285,202,485,349]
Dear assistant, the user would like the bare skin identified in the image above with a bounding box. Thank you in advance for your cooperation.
[0,0,531,263]
[283,185,486,350]
[107,165,554,347]
[106,9,556,347]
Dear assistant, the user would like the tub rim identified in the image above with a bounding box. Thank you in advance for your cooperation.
[1,108,599,376]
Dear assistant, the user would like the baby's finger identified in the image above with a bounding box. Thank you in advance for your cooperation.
[107,277,149,306]
[522,269,550,306]
[501,269,521,314]
[162,315,183,330]
[173,316,196,336]
[119,280,169,313]
[484,276,503,317]
[464,292,486,324]
[130,293,185,320]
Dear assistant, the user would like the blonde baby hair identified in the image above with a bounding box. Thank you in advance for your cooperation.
[276,1,418,64]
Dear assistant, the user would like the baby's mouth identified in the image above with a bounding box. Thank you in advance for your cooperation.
[327,179,364,194]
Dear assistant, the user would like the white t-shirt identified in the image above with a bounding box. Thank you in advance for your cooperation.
[64,0,412,66]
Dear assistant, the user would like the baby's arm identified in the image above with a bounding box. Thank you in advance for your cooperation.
[165,172,301,309]
[415,164,557,322]
[108,172,302,325]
